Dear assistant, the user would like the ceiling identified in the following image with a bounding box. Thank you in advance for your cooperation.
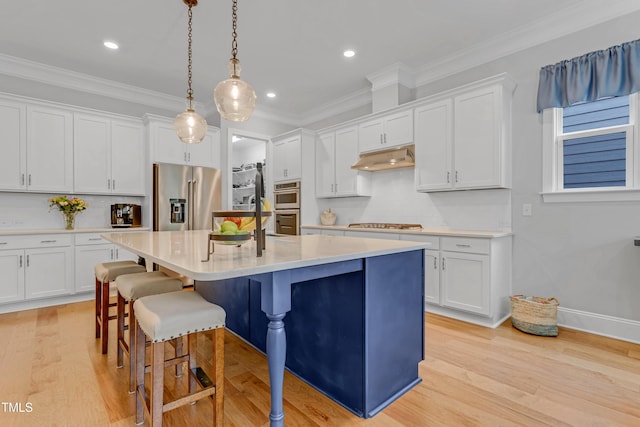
[0,0,638,124]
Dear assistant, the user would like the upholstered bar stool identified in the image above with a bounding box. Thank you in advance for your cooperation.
[95,260,146,354]
[134,291,226,427]
[115,271,184,393]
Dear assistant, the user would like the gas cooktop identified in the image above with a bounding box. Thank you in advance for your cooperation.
[347,223,423,230]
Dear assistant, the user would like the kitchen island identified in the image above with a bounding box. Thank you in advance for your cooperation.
[103,231,426,426]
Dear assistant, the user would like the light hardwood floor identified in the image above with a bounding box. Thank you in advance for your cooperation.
[0,300,638,426]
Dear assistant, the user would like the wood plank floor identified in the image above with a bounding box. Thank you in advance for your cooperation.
[0,300,638,426]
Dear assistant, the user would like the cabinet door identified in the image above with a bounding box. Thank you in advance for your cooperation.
[424,249,440,305]
[440,251,490,316]
[315,132,335,197]
[0,250,25,304]
[0,100,26,191]
[114,245,139,262]
[111,120,145,195]
[25,246,74,299]
[188,127,220,168]
[414,100,453,191]
[358,119,384,153]
[26,105,73,192]
[74,244,113,293]
[74,113,111,193]
[272,140,287,181]
[284,136,301,180]
[153,121,187,165]
[454,86,502,189]
[334,126,361,197]
[383,110,413,148]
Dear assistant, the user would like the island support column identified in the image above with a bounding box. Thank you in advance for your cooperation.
[259,270,292,427]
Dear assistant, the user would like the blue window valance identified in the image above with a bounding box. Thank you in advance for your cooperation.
[536,39,640,113]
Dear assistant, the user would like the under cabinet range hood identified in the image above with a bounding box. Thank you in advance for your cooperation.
[351,144,415,171]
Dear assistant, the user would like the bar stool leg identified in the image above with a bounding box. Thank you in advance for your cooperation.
[175,337,184,378]
[95,277,101,338]
[135,320,145,426]
[116,293,126,368]
[188,334,197,395]
[128,306,136,394]
[100,281,110,354]
[151,341,165,427]
[212,328,224,427]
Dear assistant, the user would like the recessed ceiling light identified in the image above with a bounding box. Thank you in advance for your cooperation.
[266,92,276,98]
[343,49,355,58]
[103,41,119,50]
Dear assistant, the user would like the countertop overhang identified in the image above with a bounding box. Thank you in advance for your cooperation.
[102,230,428,281]
[0,227,151,236]
[301,224,512,238]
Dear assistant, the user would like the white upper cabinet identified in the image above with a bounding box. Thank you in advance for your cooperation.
[316,126,370,198]
[74,113,144,195]
[0,99,26,191]
[25,105,74,192]
[358,109,413,153]
[272,135,302,182]
[150,116,220,169]
[414,74,514,192]
[414,99,453,191]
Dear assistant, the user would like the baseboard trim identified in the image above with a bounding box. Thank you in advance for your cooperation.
[557,307,640,344]
[425,305,510,329]
[0,293,93,315]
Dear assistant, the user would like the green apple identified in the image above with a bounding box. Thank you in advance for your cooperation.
[236,230,249,235]
[221,220,238,233]
[222,230,236,235]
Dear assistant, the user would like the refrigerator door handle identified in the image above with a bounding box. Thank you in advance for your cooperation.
[187,179,193,230]
[191,179,197,230]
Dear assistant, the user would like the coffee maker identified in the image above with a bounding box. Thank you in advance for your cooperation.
[111,204,141,227]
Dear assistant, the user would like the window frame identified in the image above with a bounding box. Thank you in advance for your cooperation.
[541,92,640,202]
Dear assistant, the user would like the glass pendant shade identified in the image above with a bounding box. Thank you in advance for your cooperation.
[173,108,207,144]
[214,59,256,122]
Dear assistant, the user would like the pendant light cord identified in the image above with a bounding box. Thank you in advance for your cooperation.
[187,3,194,108]
[231,0,238,60]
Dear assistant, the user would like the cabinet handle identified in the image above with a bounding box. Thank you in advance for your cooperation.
[21,174,25,186]
[330,183,334,192]
[40,240,57,243]
[107,178,111,189]
[383,133,387,144]
[19,255,23,268]
[456,244,471,248]
[110,249,114,260]
[115,248,119,259]
[188,152,191,162]
[380,134,383,144]
[184,152,187,162]
[0,242,7,245]
[433,257,438,269]
[335,183,338,192]
[112,179,116,190]
[88,238,102,241]
[26,254,29,267]
[455,171,459,183]
[447,171,450,183]
[442,257,446,270]
[28,174,32,186]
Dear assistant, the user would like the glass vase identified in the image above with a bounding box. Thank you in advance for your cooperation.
[63,212,76,230]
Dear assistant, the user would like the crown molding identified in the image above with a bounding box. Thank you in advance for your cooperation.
[0,53,186,113]
[415,0,640,87]
[366,62,416,91]
[300,87,372,127]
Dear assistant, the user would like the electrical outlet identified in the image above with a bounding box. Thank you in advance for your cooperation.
[522,203,532,217]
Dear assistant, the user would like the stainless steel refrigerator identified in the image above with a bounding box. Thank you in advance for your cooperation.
[153,163,221,231]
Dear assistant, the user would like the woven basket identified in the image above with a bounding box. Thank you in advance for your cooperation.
[510,294,559,337]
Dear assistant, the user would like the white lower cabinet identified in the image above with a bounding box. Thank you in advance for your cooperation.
[399,233,511,327]
[74,233,139,293]
[0,235,73,304]
[300,227,345,236]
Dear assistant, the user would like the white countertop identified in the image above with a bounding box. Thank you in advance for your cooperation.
[102,230,428,281]
[0,227,150,236]
[301,224,512,238]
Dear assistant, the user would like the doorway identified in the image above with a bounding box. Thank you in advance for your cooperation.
[228,130,269,211]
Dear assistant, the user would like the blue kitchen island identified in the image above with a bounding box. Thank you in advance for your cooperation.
[103,231,426,426]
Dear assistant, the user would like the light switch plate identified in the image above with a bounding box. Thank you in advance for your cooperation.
[522,203,532,216]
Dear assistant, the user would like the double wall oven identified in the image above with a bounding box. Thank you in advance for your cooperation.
[273,181,300,235]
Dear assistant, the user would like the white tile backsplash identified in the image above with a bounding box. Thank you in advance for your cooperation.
[315,168,511,231]
[0,193,144,229]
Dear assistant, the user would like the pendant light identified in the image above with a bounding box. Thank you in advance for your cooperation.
[174,0,207,144]
[214,0,256,122]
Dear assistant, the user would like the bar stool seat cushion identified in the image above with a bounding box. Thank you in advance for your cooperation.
[115,271,183,301]
[135,292,226,343]
[95,260,145,283]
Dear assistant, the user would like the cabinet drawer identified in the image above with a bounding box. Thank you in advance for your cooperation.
[399,233,440,249]
[0,234,72,249]
[75,233,108,245]
[442,237,490,254]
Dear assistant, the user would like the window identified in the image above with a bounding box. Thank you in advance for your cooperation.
[542,93,640,202]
